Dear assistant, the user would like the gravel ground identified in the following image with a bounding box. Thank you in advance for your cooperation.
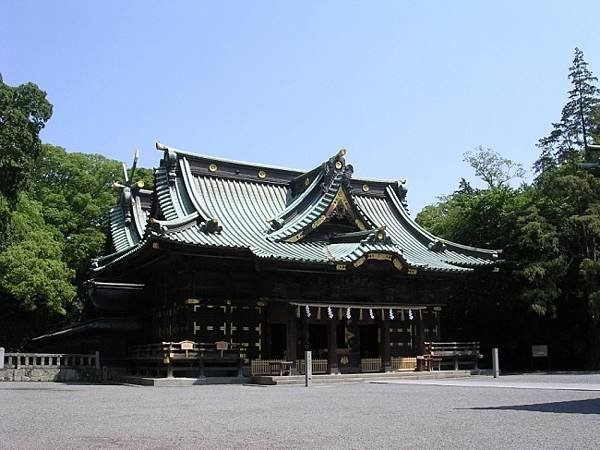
[1,374,599,449]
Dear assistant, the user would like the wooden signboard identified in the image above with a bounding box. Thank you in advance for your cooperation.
[180,341,194,350]
[215,341,229,351]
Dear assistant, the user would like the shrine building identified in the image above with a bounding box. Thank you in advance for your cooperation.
[39,143,500,375]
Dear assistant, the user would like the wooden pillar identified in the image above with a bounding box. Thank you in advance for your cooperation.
[381,314,391,372]
[416,310,425,355]
[225,301,233,343]
[265,317,272,359]
[328,315,338,374]
[286,305,297,362]
[352,318,361,364]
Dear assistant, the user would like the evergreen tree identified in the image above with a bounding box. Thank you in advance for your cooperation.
[0,75,52,242]
[0,75,53,206]
[535,48,600,172]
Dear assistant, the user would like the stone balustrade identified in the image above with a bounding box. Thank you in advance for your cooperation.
[0,349,101,382]
[3,351,100,369]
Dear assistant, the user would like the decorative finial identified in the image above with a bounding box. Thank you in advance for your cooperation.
[122,162,129,183]
[112,149,147,227]
[200,217,223,234]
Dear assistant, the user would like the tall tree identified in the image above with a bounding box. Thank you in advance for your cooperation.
[0,144,156,348]
[463,146,525,189]
[32,145,122,279]
[536,48,600,172]
[0,75,53,206]
[418,49,600,370]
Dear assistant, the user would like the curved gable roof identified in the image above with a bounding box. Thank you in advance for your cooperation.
[93,143,500,273]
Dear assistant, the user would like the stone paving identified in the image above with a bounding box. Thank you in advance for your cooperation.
[372,372,600,391]
[1,373,599,449]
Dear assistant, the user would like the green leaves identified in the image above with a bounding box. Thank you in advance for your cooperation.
[0,195,75,315]
[0,77,156,347]
[463,146,526,189]
[535,48,600,172]
[0,141,148,321]
[418,118,600,367]
[416,183,522,250]
[0,76,52,205]
[30,144,124,280]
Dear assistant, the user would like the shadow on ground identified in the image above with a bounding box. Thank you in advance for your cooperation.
[465,398,600,415]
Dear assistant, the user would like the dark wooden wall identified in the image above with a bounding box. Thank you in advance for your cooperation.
[125,253,449,361]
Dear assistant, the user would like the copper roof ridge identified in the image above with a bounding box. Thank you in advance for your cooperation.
[155,142,402,186]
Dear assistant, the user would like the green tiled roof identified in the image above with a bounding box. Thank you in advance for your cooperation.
[95,144,500,273]
[107,187,151,253]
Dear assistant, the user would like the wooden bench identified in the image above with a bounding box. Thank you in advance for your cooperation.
[424,342,482,371]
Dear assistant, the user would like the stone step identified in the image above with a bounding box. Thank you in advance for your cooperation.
[251,370,481,385]
[116,375,251,386]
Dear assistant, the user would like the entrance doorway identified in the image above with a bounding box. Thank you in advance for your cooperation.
[269,323,287,358]
[308,324,328,358]
[360,324,379,358]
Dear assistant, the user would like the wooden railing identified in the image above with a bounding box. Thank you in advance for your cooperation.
[250,357,417,375]
[250,359,328,375]
[424,342,481,370]
[391,356,417,371]
[251,359,288,376]
[128,341,242,377]
[360,358,382,372]
[129,341,241,363]
[295,359,328,374]
[3,352,100,369]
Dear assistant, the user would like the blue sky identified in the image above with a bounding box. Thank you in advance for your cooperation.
[2,1,599,213]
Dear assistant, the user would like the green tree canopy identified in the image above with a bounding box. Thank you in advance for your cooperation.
[33,144,123,278]
[463,146,525,189]
[417,67,600,368]
[0,75,53,206]
[536,48,600,172]
[0,194,75,315]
